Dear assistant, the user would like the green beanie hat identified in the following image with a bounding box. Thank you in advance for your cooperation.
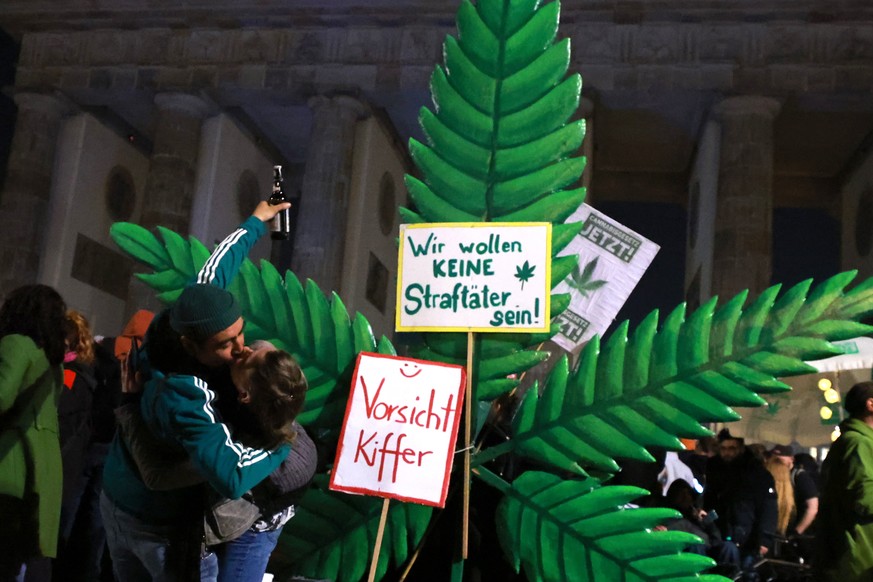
[170,284,241,339]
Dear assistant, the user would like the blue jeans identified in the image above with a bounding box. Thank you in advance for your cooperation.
[713,540,762,581]
[215,528,283,582]
[100,492,217,582]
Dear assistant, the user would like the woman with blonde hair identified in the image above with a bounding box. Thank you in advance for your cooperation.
[58,311,98,494]
[55,310,107,581]
[765,455,796,537]
[64,311,95,365]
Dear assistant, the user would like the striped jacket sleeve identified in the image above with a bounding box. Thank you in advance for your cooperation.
[196,215,266,290]
[155,373,289,500]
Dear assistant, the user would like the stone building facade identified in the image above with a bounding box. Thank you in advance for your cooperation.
[1,0,873,336]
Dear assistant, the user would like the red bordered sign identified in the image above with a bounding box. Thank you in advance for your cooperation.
[328,352,466,507]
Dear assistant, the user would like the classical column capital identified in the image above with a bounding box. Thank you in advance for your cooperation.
[12,91,74,118]
[713,95,782,120]
[153,92,213,118]
[307,94,371,121]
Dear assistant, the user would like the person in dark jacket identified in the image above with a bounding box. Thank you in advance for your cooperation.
[54,310,104,582]
[58,312,99,514]
[656,479,722,555]
[54,310,147,582]
[704,431,778,577]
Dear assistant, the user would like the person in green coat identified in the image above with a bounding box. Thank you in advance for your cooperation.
[0,285,67,581]
[818,380,873,581]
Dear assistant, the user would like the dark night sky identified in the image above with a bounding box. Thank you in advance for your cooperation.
[596,201,841,336]
[596,201,687,331]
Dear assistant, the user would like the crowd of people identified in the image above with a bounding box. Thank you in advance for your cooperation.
[644,391,873,582]
[0,199,319,582]
[645,432,815,580]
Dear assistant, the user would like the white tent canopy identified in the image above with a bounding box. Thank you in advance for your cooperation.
[728,337,873,447]
[806,336,873,373]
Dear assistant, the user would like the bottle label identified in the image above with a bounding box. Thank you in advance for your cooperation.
[270,207,290,239]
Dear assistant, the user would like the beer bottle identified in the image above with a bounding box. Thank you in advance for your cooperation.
[268,165,290,240]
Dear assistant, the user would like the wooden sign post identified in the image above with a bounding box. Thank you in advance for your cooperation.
[330,353,467,578]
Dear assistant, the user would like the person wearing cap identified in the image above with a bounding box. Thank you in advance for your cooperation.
[817,381,873,581]
[100,199,292,582]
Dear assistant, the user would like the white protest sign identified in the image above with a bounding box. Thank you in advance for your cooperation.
[552,204,659,353]
[329,352,466,507]
[396,222,552,333]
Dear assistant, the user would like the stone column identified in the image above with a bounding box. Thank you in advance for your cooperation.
[711,96,781,300]
[140,92,212,233]
[127,93,211,313]
[291,94,369,293]
[0,92,71,300]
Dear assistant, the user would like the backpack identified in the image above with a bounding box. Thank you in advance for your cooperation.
[58,361,97,503]
[58,362,97,448]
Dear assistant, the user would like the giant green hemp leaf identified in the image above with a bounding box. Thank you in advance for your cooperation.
[482,469,729,582]
[473,272,873,476]
[110,222,396,428]
[401,0,587,401]
[464,273,873,582]
[401,0,586,224]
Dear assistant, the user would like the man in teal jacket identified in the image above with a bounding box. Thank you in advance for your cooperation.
[818,381,873,581]
[101,199,292,582]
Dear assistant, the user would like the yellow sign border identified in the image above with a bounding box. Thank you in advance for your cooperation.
[395,222,552,333]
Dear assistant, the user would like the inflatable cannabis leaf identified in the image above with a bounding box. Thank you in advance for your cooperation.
[109,0,873,581]
[476,274,873,582]
[402,0,588,403]
[474,275,873,477]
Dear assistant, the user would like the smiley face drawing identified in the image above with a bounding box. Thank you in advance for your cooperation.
[399,361,422,379]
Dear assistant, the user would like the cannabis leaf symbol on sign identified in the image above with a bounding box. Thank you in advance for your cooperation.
[515,261,536,290]
[567,257,608,297]
[765,394,790,416]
